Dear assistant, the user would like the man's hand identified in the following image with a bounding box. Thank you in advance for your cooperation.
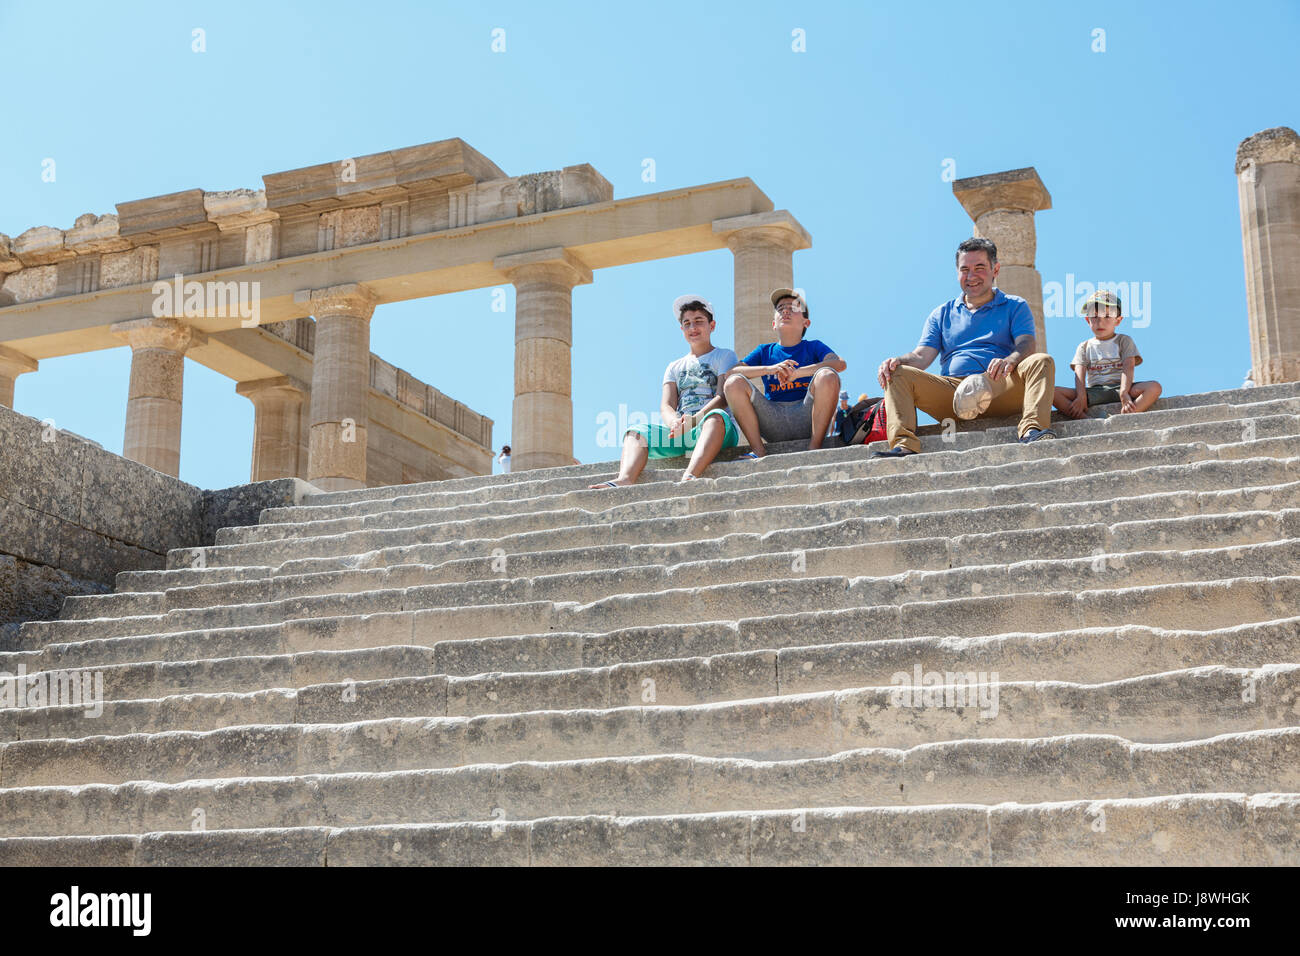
[1120,393,1137,413]
[667,412,689,438]
[1067,394,1088,419]
[878,357,903,388]
[986,356,1018,382]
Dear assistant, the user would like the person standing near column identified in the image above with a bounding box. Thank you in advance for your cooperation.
[498,445,512,474]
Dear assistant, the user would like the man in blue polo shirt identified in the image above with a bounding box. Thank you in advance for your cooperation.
[873,238,1056,457]
[723,288,846,457]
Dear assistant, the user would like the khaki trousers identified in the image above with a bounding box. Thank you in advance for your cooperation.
[883,353,1056,452]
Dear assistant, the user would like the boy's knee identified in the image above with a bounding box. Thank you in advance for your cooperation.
[723,374,751,399]
[812,367,840,390]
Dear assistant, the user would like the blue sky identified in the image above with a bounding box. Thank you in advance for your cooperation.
[2,0,1297,488]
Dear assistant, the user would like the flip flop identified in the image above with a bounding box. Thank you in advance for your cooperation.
[739,451,761,461]
[596,480,619,488]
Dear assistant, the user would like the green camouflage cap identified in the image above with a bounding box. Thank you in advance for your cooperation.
[1081,289,1122,314]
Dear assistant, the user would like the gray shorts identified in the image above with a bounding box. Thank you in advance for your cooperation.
[744,378,815,443]
[1086,384,1123,406]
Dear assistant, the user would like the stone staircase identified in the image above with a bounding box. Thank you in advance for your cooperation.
[1,382,1298,865]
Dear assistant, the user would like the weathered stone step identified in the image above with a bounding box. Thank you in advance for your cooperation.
[2,729,1296,838]
[117,564,274,595]
[27,536,1300,649]
[6,615,1298,720]
[126,457,1299,591]
[260,397,1300,525]
[0,644,433,711]
[1,791,1296,866]
[216,419,1300,549]
[94,505,1300,617]
[19,573,1300,672]
[10,609,1300,742]
[183,441,1300,569]
[3,664,1296,787]
[296,381,1300,507]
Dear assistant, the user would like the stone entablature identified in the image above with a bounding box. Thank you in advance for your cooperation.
[0,140,611,308]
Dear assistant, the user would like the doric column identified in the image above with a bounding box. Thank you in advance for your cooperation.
[110,317,205,477]
[952,168,1052,351]
[1236,127,1300,385]
[236,375,306,482]
[0,344,38,408]
[303,283,378,492]
[494,247,592,473]
[713,211,812,359]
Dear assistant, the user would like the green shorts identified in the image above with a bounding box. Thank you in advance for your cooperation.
[629,409,738,459]
[1086,385,1123,406]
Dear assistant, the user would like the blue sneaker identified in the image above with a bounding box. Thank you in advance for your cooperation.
[1018,428,1057,443]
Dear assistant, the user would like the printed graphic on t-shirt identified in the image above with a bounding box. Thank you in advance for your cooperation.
[664,348,738,416]
[1072,334,1141,388]
[741,340,833,402]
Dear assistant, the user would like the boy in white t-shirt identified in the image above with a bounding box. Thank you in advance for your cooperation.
[588,294,739,488]
[1053,290,1162,417]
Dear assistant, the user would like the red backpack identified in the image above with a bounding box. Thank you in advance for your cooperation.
[841,399,888,446]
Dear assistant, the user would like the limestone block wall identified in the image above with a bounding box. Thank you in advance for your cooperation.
[0,403,313,629]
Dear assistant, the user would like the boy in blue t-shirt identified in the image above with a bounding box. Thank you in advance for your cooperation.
[722,289,847,457]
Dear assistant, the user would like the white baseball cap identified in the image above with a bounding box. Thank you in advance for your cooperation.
[672,294,715,320]
[952,373,993,420]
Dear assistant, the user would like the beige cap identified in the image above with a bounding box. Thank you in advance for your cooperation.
[770,288,807,309]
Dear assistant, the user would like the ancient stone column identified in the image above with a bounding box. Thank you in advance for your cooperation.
[494,248,592,472]
[110,317,205,477]
[236,375,306,481]
[713,212,812,359]
[1236,127,1300,385]
[952,168,1052,351]
[0,344,38,408]
[305,283,378,492]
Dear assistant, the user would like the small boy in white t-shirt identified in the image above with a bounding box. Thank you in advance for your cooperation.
[589,294,739,488]
[1053,290,1162,417]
